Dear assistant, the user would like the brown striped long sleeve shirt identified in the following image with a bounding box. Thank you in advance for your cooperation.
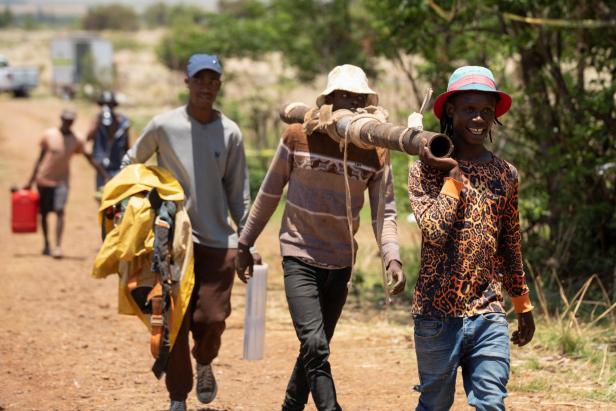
[240,124,401,269]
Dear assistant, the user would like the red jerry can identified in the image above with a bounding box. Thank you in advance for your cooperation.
[11,187,39,233]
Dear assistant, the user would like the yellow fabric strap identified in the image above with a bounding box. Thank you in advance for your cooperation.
[441,177,464,199]
[512,293,534,313]
[502,12,614,29]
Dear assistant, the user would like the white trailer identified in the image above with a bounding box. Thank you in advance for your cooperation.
[50,35,113,96]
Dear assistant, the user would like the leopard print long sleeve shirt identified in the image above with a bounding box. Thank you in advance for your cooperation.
[408,154,533,317]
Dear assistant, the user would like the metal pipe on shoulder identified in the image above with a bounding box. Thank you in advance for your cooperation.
[279,103,453,158]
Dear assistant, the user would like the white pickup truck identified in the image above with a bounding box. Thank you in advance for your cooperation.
[0,55,38,97]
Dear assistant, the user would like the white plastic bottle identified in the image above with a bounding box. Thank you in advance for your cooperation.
[243,264,268,360]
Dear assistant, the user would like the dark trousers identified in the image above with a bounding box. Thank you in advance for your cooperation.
[281,257,351,411]
[165,244,237,401]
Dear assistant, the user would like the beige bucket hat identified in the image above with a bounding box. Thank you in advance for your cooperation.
[316,64,378,107]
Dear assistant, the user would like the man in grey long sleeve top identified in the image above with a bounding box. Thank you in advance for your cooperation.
[122,54,250,411]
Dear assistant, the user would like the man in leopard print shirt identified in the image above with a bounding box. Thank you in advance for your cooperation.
[408,66,535,411]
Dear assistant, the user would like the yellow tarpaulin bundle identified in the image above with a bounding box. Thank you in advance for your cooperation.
[92,164,194,353]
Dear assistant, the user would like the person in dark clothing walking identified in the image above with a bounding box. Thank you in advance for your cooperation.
[87,90,130,191]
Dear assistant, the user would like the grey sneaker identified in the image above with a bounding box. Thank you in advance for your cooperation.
[196,363,218,404]
[169,400,186,411]
[52,247,63,259]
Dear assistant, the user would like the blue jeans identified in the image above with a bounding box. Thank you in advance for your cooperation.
[413,313,510,411]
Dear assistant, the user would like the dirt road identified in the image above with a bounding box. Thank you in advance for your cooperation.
[0,97,612,411]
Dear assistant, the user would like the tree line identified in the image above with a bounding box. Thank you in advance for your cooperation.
[7,0,614,299]
[156,0,616,298]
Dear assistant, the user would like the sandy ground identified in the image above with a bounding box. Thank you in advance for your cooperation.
[1,97,614,411]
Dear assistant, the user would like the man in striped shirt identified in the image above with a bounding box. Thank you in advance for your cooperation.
[236,64,405,411]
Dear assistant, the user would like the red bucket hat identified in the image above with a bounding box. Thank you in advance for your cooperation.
[433,66,512,119]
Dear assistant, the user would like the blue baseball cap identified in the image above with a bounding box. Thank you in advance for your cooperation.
[187,54,222,78]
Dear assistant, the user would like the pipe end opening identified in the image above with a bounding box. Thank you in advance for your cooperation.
[430,135,453,158]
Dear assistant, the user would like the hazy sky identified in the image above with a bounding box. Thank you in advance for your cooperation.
[2,0,218,15]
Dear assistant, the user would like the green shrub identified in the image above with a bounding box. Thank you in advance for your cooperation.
[246,150,274,200]
[390,150,412,216]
